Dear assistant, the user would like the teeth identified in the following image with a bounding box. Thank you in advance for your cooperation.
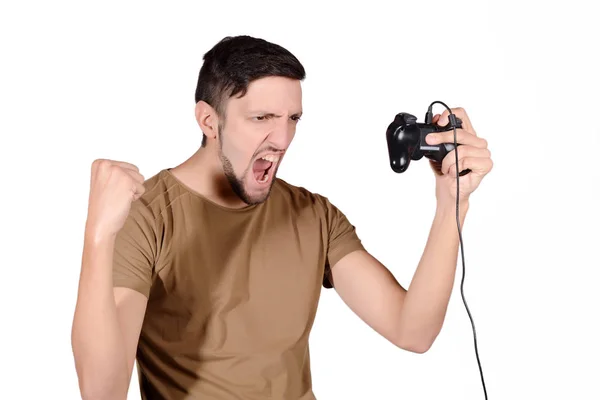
[261,154,280,163]
[258,173,269,183]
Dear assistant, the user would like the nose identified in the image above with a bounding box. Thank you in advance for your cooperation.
[267,117,297,149]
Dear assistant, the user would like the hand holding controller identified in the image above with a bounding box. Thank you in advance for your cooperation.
[384,103,489,400]
[386,112,471,175]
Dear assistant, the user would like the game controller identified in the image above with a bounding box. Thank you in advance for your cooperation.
[386,111,471,175]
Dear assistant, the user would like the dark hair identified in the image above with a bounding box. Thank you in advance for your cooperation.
[194,35,306,147]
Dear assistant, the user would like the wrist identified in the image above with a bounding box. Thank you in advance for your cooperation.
[435,197,470,218]
[84,221,117,248]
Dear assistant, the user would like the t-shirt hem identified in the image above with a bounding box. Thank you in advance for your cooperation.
[325,239,365,288]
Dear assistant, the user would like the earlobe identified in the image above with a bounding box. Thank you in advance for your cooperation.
[195,101,218,140]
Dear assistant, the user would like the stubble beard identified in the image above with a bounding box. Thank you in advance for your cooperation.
[218,127,275,206]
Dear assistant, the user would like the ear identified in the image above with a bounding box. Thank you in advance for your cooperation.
[195,101,218,140]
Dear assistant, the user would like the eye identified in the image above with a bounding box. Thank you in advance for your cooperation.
[291,116,301,122]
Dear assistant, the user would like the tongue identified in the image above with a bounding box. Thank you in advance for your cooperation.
[253,159,273,181]
[253,159,272,173]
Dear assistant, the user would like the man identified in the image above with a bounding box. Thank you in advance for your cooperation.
[71,35,493,400]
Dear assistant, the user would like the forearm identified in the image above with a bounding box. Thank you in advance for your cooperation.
[396,200,468,350]
[71,231,129,400]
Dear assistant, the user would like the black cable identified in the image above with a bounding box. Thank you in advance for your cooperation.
[428,101,488,399]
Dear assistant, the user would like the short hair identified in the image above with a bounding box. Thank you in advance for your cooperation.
[194,35,306,146]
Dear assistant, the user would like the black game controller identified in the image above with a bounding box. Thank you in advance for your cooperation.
[386,112,471,175]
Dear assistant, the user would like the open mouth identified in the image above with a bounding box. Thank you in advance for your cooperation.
[252,154,280,184]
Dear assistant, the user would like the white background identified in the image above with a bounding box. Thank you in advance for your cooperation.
[1,0,599,399]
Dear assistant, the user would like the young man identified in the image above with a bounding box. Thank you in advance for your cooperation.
[71,35,493,400]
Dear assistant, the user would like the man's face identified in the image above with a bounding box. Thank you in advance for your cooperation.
[217,76,303,205]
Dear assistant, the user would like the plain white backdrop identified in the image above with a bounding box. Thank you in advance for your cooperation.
[1,0,598,399]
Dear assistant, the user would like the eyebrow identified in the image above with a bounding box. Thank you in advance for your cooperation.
[250,111,303,118]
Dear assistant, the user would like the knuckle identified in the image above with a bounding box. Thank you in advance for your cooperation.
[92,158,109,171]
[109,165,127,181]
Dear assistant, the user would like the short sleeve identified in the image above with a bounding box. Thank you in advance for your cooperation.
[321,197,365,289]
[112,201,157,298]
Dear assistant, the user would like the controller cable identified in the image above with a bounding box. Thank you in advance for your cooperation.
[426,101,488,399]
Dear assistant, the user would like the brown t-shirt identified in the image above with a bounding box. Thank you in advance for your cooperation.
[113,169,364,400]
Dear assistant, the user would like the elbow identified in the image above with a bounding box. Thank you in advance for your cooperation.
[393,332,436,354]
[406,341,432,354]
[397,340,432,354]
[78,379,127,400]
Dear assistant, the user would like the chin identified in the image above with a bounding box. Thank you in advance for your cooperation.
[225,171,277,206]
[223,157,281,206]
[243,177,276,205]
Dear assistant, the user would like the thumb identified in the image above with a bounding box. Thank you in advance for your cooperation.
[436,112,449,127]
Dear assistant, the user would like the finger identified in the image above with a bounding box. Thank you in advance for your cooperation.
[442,146,491,175]
[95,159,140,172]
[448,157,494,177]
[437,107,477,136]
[426,129,488,148]
[124,169,145,185]
[432,114,441,124]
[113,161,140,173]
[131,180,146,200]
[91,158,110,179]
[110,165,145,195]
[91,159,140,182]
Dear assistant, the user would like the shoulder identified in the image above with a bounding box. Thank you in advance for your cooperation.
[270,178,349,228]
[115,169,182,261]
[272,178,332,211]
[124,169,182,231]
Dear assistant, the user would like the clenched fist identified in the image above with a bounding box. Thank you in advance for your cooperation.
[85,159,146,242]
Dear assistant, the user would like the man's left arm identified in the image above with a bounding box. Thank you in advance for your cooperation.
[330,107,493,353]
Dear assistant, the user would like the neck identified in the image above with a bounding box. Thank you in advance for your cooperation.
[170,145,248,209]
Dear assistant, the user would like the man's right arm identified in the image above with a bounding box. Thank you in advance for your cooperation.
[71,159,150,400]
[72,235,147,400]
